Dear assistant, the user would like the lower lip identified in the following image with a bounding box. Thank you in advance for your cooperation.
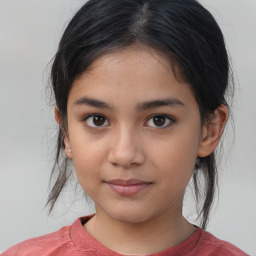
[106,183,151,196]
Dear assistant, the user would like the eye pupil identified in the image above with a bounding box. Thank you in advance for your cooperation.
[153,116,165,126]
[93,116,105,126]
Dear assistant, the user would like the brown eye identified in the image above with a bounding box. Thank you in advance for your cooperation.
[153,116,166,126]
[146,115,174,128]
[85,115,109,127]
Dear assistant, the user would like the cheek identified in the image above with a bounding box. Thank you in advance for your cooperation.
[71,144,103,197]
[72,143,104,171]
[69,130,107,183]
[151,139,198,200]
[149,130,200,180]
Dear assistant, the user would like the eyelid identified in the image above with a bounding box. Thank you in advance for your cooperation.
[81,113,110,128]
[144,114,176,129]
[81,113,176,129]
[81,113,106,121]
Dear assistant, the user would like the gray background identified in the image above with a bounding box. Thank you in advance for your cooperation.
[0,0,255,254]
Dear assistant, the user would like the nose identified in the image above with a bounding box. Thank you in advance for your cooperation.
[107,126,145,168]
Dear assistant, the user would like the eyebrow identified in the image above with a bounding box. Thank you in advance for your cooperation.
[74,96,184,111]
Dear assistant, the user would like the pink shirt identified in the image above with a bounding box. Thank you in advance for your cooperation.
[2,216,248,256]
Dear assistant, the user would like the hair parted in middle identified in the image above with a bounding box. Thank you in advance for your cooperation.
[47,0,233,229]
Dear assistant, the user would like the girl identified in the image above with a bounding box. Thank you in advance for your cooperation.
[2,0,249,255]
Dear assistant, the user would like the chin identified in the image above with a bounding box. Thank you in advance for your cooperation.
[107,207,154,225]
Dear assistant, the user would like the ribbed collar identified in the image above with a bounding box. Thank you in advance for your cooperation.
[70,215,203,256]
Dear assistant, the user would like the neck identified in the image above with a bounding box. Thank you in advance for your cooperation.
[84,208,196,255]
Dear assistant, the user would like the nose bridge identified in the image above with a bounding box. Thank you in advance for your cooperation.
[108,123,144,167]
[117,123,135,144]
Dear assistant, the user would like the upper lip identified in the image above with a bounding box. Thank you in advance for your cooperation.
[105,179,152,185]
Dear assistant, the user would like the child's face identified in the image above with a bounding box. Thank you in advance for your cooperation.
[65,46,203,224]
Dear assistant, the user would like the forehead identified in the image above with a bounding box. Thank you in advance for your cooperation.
[68,46,196,110]
[80,45,174,81]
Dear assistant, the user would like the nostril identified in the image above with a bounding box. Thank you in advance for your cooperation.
[107,137,145,167]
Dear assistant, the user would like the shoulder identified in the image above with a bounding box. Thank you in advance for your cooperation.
[196,229,249,256]
[1,224,77,256]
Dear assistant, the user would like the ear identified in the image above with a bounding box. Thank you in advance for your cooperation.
[197,105,228,157]
[55,107,73,159]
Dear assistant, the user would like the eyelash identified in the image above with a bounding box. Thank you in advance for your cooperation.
[81,113,175,129]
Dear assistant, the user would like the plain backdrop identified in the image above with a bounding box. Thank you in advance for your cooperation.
[0,0,255,254]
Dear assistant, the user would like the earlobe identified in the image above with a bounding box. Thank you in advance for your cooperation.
[64,136,73,159]
[197,105,228,157]
[55,107,72,159]
[55,107,61,125]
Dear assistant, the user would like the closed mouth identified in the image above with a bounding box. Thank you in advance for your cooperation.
[105,178,153,186]
[104,179,153,196]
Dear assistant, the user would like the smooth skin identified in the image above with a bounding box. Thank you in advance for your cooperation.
[56,45,228,255]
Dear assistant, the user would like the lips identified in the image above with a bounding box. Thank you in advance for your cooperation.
[105,179,153,196]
